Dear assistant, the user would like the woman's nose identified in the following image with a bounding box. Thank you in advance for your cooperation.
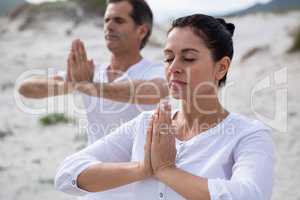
[169,60,183,74]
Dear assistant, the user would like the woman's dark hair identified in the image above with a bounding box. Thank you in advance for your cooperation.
[107,0,153,49]
[169,14,235,87]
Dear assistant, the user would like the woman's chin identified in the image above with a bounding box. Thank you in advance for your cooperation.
[170,91,185,100]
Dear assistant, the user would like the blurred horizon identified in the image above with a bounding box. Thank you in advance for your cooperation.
[24,0,273,22]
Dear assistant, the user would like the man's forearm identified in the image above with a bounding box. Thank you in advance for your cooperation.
[18,78,74,99]
[75,79,168,104]
[77,162,146,192]
[156,167,210,200]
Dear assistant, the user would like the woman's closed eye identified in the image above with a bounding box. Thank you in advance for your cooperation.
[164,57,174,63]
[164,57,196,64]
[183,58,196,62]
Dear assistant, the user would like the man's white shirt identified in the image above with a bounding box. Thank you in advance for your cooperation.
[57,58,165,144]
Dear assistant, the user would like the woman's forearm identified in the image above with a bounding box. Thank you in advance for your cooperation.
[77,162,146,192]
[156,167,211,200]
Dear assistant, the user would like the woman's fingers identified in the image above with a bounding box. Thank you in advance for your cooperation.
[152,110,160,144]
[143,115,155,177]
[150,102,176,175]
[145,116,154,149]
[158,101,172,136]
[160,101,172,126]
[153,101,172,145]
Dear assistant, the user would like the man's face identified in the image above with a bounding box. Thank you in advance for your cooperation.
[104,1,143,53]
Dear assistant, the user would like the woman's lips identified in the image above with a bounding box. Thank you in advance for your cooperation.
[170,79,187,85]
[169,79,187,89]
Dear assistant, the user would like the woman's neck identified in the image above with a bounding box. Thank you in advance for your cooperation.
[174,97,229,140]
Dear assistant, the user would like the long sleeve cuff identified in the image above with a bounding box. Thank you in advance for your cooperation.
[208,178,265,200]
[55,155,101,196]
[208,178,232,200]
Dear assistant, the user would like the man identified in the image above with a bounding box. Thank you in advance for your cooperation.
[19,0,168,145]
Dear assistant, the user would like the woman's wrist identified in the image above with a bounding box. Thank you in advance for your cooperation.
[137,162,153,180]
[154,163,177,180]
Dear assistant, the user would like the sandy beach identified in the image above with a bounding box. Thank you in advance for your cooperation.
[0,10,299,200]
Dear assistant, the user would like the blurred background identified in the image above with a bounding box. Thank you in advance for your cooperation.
[0,0,299,200]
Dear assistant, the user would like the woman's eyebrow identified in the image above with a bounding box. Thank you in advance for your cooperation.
[182,48,200,53]
[163,49,199,54]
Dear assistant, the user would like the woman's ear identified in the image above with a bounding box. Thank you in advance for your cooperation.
[215,56,231,82]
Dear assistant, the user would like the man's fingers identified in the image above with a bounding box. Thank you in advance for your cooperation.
[88,59,95,73]
[77,40,87,64]
[73,40,82,66]
[91,59,95,71]
[70,40,79,70]
[71,50,78,70]
[71,40,79,64]
[67,56,72,81]
[71,39,76,52]
[79,40,88,61]
[70,53,77,80]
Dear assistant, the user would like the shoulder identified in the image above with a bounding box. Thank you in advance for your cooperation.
[229,113,272,137]
[138,58,164,71]
[108,110,156,141]
[105,110,155,140]
[120,110,155,128]
[135,110,156,124]
[229,113,274,155]
[140,59,165,80]
[144,60,164,71]
[129,110,156,133]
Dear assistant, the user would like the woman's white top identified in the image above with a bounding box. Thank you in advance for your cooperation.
[55,110,274,200]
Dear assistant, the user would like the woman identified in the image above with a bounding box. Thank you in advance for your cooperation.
[55,14,274,200]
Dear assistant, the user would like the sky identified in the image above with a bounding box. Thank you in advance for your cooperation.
[26,0,272,22]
